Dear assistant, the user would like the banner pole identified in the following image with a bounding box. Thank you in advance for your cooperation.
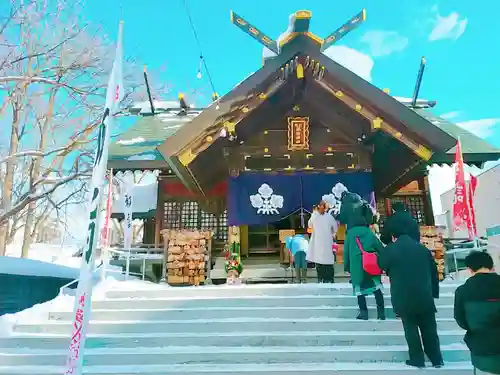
[63,21,124,375]
[123,173,134,280]
[101,169,114,281]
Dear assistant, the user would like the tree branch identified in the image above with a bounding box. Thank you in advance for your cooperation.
[0,172,89,225]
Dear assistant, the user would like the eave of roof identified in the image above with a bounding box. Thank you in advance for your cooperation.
[107,110,202,169]
[413,109,500,156]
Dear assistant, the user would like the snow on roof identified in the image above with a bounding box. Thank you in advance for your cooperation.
[0,256,80,279]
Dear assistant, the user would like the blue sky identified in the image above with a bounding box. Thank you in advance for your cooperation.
[81,0,500,147]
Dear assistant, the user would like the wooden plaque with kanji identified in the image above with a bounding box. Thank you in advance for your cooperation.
[287,117,310,151]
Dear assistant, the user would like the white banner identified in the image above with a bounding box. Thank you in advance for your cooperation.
[64,21,124,375]
[123,176,134,279]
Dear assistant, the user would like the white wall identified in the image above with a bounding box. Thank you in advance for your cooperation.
[440,165,500,238]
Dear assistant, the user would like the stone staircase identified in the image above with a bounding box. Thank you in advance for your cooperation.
[0,283,473,374]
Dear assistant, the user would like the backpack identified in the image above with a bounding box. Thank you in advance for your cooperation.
[355,236,382,276]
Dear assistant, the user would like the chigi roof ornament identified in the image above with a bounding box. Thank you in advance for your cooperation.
[229,9,366,63]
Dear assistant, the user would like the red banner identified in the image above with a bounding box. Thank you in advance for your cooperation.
[452,140,469,233]
[101,173,113,248]
[467,175,478,238]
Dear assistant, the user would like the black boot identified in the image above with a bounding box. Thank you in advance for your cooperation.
[405,360,425,368]
[356,310,369,320]
[356,295,369,320]
[374,289,386,320]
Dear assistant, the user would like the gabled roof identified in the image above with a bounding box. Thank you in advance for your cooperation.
[414,109,500,160]
[151,14,500,194]
[108,110,202,170]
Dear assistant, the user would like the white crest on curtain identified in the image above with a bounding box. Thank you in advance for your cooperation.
[250,183,284,215]
[322,183,349,216]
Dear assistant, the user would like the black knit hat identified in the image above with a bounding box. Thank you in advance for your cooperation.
[392,202,409,212]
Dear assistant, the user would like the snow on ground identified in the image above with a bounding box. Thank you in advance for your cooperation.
[0,241,154,337]
[0,256,81,278]
[5,243,81,267]
[0,274,144,338]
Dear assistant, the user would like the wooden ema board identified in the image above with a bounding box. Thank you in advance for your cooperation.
[420,226,445,281]
[162,229,212,286]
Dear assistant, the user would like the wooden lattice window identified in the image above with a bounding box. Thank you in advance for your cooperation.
[182,201,199,229]
[164,201,182,230]
[217,210,228,241]
[405,196,425,224]
[376,195,428,227]
[390,196,426,225]
[200,210,218,232]
[164,200,228,240]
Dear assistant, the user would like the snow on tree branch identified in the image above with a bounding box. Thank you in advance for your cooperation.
[0,171,89,225]
[0,0,181,256]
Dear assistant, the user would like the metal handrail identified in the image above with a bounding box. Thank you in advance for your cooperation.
[445,240,489,280]
[108,247,163,257]
[58,264,143,296]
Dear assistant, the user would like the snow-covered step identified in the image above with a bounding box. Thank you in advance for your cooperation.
[14,318,462,335]
[89,294,456,310]
[47,305,455,321]
[0,282,468,375]
[3,330,465,348]
[0,345,470,366]
[105,283,461,299]
[0,362,475,374]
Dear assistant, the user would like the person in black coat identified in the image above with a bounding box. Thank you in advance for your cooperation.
[379,233,443,368]
[454,251,500,375]
[380,202,420,245]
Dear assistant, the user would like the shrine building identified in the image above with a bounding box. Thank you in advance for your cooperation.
[108,10,500,265]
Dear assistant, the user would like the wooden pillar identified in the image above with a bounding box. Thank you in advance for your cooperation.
[419,174,435,226]
[240,225,249,257]
[154,179,164,248]
[384,198,392,216]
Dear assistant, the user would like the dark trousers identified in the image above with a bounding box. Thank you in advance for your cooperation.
[401,312,443,366]
[357,288,385,311]
[316,263,334,283]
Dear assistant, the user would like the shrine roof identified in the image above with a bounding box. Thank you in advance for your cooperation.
[108,109,202,170]
[414,109,500,163]
[151,10,500,194]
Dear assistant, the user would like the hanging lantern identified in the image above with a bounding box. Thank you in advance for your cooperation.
[196,56,203,79]
[178,93,188,110]
[304,56,310,69]
[296,63,304,79]
[318,66,325,81]
[313,62,320,76]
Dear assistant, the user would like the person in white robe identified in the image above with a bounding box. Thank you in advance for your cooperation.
[307,201,338,283]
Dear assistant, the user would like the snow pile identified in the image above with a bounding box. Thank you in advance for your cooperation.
[5,243,81,267]
[0,294,74,337]
[0,275,128,338]
[0,256,81,279]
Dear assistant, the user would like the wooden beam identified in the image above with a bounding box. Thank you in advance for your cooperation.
[303,86,371,141]
[235,144,364,155]
[320,9,366,52]
[230,11,279,53]
[314,79,433,161]
[165,157,205,196]
[177,78,286,167]
[240,151,369,171]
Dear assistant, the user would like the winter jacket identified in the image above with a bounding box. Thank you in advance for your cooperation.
[344,226,384,289]
[379,235,439,316]
[454,272,500,374]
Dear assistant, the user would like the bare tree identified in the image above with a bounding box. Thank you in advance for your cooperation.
[0,0,170,256]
